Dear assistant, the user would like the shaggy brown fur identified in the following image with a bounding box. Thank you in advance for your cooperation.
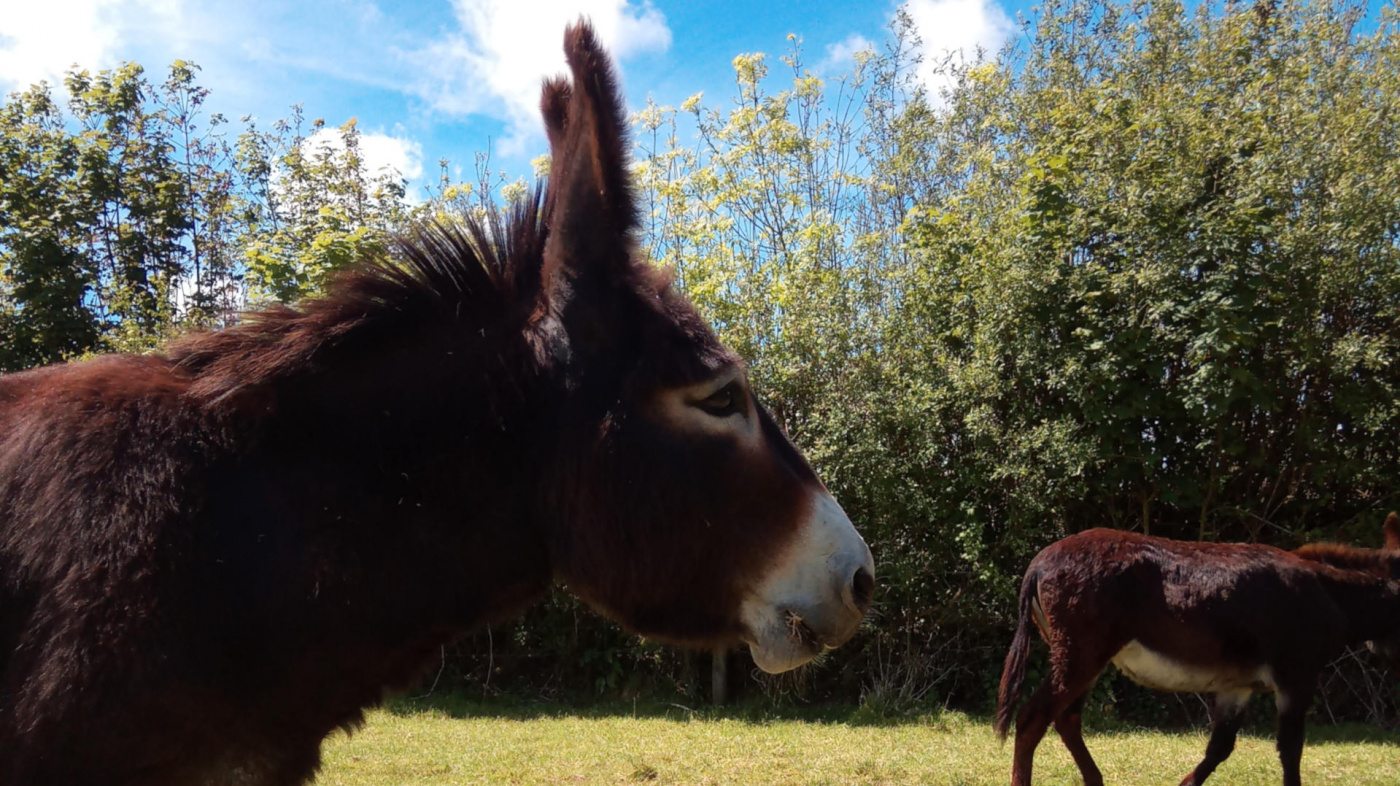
[1294,512,1400,579]
[995,526,1400,786]
[0,23,845,785]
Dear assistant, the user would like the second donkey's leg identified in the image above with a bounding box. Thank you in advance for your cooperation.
[1012,638,1108,786]
[1275,680,1316,786]
[1179,690,1250,786]
[1053,691,1103,786]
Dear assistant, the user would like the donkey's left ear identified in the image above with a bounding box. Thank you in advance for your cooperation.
[540,75,572,154]
[539,20,640,341]
[1384,512,1400,551]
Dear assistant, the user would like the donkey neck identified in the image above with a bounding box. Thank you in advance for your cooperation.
[190,307,561,636]
[1311,566,1400,646]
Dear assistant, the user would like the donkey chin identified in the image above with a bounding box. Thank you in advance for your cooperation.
[740,492,875,673]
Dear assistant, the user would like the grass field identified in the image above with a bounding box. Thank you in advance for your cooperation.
[318,696,1400,785]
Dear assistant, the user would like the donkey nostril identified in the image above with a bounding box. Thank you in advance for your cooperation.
[850,566,875,613]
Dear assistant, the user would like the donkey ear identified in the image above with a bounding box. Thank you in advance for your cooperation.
[1384,512,1400,551]
[540,75,571,162]
[539,75,571,222]
[541,21,639,293]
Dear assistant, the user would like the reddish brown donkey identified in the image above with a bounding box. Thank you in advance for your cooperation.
[0,23,874,786]
[995,524,1400,786]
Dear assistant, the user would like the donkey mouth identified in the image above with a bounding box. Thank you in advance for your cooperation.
[783,609,825,652]
[740,490,874,673]
[743,608,838,673]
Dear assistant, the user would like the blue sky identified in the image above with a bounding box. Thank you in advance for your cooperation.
[0,0,1044,196]
[0,0,1302,200]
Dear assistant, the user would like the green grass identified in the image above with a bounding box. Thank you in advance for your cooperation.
[318,696,1400,785]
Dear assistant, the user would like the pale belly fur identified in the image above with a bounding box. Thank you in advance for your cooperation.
[1111,640,1277,694]
[1030,598,1275,695]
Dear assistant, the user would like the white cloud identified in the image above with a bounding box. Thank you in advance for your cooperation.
[359,131,425,183]
[903,0,1013,94]
[403,0,671,152]
[823,33,874,72]
[0,0,182,90]
[303,126,424,183]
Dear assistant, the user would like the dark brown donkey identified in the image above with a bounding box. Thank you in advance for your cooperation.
[995,524,1400,786]
[0,23,874,786]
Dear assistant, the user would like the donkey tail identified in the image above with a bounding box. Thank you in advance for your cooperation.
[994,571,1039,741]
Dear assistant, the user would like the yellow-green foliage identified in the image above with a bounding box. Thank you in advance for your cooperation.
[627,0,1400,713]
[238,114,407,304]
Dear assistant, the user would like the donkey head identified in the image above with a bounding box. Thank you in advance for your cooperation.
[532,22,873,673]
[1363,513,1400,665]
[1293,513,1400,666]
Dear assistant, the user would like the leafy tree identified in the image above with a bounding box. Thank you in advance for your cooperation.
[236,110,408,303]
[902,0,1400,550]
[157,61,240,327]
[627,0,1400,714]
[1,61,246,368]
[1,61,411,364]
[66,62,190,351]
[0,84,101,369]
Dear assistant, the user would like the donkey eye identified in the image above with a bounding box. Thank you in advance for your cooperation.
[696,382,743,417]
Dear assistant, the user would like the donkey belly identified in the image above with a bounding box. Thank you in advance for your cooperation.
[1111,640,1276,694]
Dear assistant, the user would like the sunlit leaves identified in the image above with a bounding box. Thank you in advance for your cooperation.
[632,0,1400,705]
[236,112,407,305]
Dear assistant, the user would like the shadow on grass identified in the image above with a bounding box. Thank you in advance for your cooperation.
[1080,714,1400,746]
[384,693,896,726]
[1260,723,1400,746]
[382,693,1400,746]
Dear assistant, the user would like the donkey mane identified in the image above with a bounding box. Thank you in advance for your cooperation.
[1294,542,1399,575]
[1295,514,1400,577]
[166,188,550,409]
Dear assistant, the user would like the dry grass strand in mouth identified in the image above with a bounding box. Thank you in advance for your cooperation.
[783,610,820,649]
